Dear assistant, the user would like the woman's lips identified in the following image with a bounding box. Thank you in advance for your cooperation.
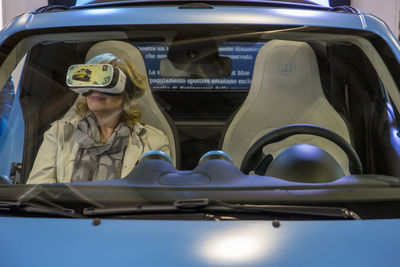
[89,93,107,101]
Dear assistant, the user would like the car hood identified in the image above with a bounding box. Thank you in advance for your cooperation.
[1,217,398,266]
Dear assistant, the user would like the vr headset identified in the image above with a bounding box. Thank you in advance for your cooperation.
[66,64,129,96]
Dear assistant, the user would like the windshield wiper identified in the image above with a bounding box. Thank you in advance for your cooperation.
[83,199,361,220]
[0,200,83,218]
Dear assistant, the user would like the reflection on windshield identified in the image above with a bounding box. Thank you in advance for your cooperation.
[0,77,14,137]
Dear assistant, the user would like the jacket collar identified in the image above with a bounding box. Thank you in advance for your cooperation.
[65,114,146,143]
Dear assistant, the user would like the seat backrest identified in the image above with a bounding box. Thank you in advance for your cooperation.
[222,39,350,173]
[65,40,179,166]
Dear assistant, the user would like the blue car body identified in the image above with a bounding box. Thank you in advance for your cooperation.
[2,217,400,266]
[1,1,400,266]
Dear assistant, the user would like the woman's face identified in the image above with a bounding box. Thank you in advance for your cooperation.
[86,91,124,114]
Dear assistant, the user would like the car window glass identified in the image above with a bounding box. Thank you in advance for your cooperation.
[0,27,399,184]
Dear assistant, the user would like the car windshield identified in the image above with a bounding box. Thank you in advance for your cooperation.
[1,23,400,219]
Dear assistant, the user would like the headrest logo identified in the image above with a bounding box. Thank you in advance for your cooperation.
[278,59,296,76]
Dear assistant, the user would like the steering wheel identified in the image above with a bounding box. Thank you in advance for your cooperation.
[240,124,363,175]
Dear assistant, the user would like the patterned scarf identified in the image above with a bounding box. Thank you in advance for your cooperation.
[71,113,131,182]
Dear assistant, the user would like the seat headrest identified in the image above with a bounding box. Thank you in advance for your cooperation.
[256,39,324,101]
[85,40,147,75]
[61,40,147,120]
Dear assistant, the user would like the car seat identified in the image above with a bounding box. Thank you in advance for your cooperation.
[221,39,351,174]
[64,40,180,167]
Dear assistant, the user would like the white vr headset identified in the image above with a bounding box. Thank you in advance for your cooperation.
[66,64,127,95]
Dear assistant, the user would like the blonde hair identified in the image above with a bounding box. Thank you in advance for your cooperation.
[75,53,146,128]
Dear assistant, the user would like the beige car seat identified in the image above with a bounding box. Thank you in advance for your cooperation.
[64,40,179,166]
[222,39,351,174]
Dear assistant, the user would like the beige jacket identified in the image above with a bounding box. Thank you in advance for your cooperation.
[27,116,170,184]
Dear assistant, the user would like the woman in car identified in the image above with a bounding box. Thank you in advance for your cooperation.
[27,53,170,184]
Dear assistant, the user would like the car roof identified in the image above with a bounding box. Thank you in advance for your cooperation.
[37,0,357,14]
[80,0,326,8]
[0,0,393,51]
[87,0,321,4]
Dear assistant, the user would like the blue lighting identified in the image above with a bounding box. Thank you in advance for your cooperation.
[386,102,400,147]
[75,0,92,6]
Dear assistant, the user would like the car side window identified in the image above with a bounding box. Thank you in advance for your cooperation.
[0,57,26,183]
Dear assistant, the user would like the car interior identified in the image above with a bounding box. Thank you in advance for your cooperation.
[221,39,351,173]
[6,25,400,183]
